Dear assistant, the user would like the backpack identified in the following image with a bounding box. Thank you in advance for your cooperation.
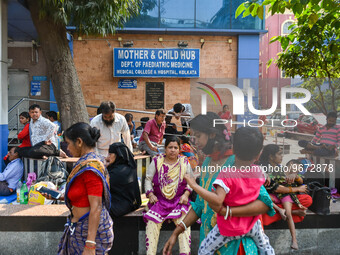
[37,156,69,187]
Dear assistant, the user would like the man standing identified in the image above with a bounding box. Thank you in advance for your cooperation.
[90,101,132,156]
[138,109,166,156]
[299,112,340,156]
[25,104,65,159]
[46,111,62,134]
[0,147,23,196]
[168,103,194,134]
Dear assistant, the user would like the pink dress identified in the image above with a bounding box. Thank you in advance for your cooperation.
[213,165,265,236]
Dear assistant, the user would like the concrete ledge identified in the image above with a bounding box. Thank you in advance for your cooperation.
[1,203,340,254]
[284,131,314,141]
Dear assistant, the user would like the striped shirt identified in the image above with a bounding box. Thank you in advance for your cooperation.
[311,125,340,147]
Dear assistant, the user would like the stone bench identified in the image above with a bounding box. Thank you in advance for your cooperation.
[1,202,340,255]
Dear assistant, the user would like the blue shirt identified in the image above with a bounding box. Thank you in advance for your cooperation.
[0,158,24,189]
[53,120,62,134]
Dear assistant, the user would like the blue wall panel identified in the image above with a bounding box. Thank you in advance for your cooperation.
[0,125,9,171]
[237,35,260,124]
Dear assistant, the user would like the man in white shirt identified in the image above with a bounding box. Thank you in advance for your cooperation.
[0,147,23,196]
[90,101,133,157]
[24,104,66,159]
[168,103,194,134]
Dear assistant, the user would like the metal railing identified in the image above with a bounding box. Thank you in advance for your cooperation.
[7,97,172,145]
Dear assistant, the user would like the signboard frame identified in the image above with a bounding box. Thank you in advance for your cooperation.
[113,48,200,78]
[145,82,164,110]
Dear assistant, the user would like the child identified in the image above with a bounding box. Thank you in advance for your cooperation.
[268,159,306,250]
[179,135,199,170]
[18,112,31,148]
[184,127,275,255]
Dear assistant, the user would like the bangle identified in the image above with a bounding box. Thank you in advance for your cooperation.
[85,240,96,245]
[224,205,229,220]
[177,223,185,232]
[217,206,224,216]
[289,186,293,193]
[229,208,232,218]
[180,220,188,231]
[84,245,96,250]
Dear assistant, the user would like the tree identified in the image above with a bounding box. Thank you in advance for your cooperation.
[236,0,340,114]
[26,0,140,129]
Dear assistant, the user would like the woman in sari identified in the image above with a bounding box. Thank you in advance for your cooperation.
[43,122,113,254]
[218,104,232,136]
[163,112,275,255]
[144,135,193,255]
[258,144,312,249]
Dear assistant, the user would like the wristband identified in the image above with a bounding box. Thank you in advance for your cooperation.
[180,220,188,231]
[224,205,229,220]
[85,240,96,245]
[177,223,185,232]
[85,245,96,250]
[217,206,224,216]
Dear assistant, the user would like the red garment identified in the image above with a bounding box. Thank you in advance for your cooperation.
[214,165,265,236]
[208,149,233,161]
[17,123,31,148]
[139,119,166,144]
[218,111,232,120]
[237,243,246,255]
[262,194,313,225]
[236,216,263,255]
[67,171,103,207]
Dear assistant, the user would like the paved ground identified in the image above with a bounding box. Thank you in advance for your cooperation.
[264,135,303,165]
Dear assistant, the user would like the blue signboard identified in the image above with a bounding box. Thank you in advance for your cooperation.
[33,76,47,81]
[118,79,137,89]
[113,48,200,78]
[30,81,41,96]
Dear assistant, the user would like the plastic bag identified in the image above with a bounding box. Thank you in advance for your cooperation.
[28,181,57,205]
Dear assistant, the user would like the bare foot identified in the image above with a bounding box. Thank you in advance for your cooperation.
[277,208,287,220]
[292,209,307,217]
[59,149,68,158]
[291,240,299,250]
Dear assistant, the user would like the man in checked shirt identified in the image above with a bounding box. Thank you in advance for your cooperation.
[20,104,67,159]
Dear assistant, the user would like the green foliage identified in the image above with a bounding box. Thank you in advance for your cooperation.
[38,0,141,35]
[236,0,340,113]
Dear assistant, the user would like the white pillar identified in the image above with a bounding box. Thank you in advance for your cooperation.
[0,0,8,170]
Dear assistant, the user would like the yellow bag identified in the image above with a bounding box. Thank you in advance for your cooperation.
[28,182,56,205]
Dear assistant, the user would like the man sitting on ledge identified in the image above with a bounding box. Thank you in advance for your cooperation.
[138,109,166,157]
[19,104,67,159]
[299,112,340,157]
[0,147,23,196]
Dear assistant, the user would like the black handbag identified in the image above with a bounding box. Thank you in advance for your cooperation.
[307,181,331,215]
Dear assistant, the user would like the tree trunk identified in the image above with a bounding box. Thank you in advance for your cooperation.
[27,0,89,130]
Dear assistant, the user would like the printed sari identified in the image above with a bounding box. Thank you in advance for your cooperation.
[58,152,113,255]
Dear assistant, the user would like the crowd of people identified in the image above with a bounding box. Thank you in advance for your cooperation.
[3,100,340,255]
